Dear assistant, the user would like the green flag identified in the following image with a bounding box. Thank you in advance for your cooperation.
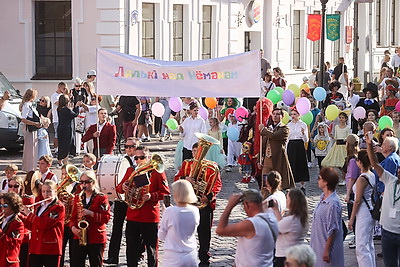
[326,14,340,41]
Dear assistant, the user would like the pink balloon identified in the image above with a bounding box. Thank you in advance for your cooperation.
[234,106,249,122]
[282,90,295,106]
[151,102,165,117]
[168,97,182,112]
[353,106,366,120]
[396,101,400,112]
[198,106,208,120]
[296,97,311,115]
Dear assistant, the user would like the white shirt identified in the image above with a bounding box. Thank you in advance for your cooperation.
[275,215,307,257]
[1,214,14,230]
[0,178,9,193]
[158,205,199,252]
[21,101,35,119]
[380,170,400,234]
[51,92,62,123]
[98,121,106,133]
[287,120,308,143]
[263,190,287,215]
[235,213,278,267]
[38,202,51,216]
[348,94,360,110]
[41,169,58,184]
[85,105,99,129]
[181,115,206,150]
[391,54,400,68]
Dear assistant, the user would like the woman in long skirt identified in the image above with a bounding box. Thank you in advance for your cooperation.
[287,108,310,194]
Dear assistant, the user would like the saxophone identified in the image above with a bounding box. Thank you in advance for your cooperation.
[124,154,164,209]
[76,192,89,246]
[57,165,81,224]
[186,133,220,209]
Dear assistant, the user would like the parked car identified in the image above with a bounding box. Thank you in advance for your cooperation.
[0,72,23,152]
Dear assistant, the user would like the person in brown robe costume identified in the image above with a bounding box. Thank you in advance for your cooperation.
[259,108,295,190]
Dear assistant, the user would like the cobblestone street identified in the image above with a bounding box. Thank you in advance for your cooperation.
[0,138,384,266]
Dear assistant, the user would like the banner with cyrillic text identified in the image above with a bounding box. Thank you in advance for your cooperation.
[96,49,261,97]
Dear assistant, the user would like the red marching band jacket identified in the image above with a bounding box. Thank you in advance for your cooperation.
[174,159,222,210]
[22,199,65,255]
[116,167,170,223]
[81,122,116,154]
[0,214,24,266]
[69,191,111,244]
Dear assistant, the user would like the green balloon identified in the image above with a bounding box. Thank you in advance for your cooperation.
[166,118,178,130]
[301,111,313,125]
[274,87,284,95]
[378,115,393,130]
[267,90,282,104]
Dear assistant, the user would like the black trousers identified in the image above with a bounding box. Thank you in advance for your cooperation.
[198,205,213,265]
[60,226,74,267]
[70,240,105,267]
[126,221,158,267]
[107,200,128,260]
[20,243,29,267]
[28,254,60,267]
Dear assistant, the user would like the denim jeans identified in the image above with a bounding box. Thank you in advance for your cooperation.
[382,228,400,267]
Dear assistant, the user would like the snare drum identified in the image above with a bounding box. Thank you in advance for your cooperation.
[96,154,131,200]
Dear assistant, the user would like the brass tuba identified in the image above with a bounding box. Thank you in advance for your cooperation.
[77,192,89,246]
[124,154,164,209]
[58,165,81,224]
[187,132,220,209]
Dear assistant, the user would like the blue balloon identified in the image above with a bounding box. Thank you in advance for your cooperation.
[313,87,327,101]
[227,127,240,141]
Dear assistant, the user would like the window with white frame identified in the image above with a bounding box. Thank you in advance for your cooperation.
[292,10,301,69]
[312,11,321,68]
[376,0,381,46]
[202,5,212,59]
[33,0,72,80]
[142,3,155,59]
[173,4,184,61]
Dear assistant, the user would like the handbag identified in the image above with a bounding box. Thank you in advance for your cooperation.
[26,106,40,132]
[338,64,347,85]
[75,112,86,133]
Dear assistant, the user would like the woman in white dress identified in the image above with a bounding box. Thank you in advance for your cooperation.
[348,150,376,267]
[21,89,41,171]
[159,179,199,267]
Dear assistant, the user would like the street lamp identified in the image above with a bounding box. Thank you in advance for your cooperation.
[319,0,328,88]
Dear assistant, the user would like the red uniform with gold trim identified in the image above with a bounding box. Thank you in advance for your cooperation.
[0,214,24,267]
[174,159,222,210]
[22,199,65,255]
[69,191,111,244]
[116,167,170,222]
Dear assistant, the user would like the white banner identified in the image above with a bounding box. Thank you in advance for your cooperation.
[96,49,261,97]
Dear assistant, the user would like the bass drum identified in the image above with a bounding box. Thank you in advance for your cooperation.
[96,155,131,200]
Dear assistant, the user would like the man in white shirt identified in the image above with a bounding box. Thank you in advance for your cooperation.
[390,47,400,74]
[216,189,278,267]
[51,82,67,155]
[366,133,400,267]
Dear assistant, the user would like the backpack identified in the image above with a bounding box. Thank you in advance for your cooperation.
[361,175,383,220]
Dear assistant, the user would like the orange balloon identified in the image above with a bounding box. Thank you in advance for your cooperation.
[205,97,217,109]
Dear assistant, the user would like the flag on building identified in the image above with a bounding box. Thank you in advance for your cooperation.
[326,14,341,41]
[307,14,322,41]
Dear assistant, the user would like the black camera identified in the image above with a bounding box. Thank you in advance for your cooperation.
[268,200,274,208]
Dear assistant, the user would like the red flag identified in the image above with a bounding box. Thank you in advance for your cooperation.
[307,14,322,41]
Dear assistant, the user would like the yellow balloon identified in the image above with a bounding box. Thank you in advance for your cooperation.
[282,110,290,124]
[326,104,339,121]
[288,84,300,97]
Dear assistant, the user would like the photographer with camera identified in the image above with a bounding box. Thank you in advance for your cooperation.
[270,188,309,267]
[216,189,278,266]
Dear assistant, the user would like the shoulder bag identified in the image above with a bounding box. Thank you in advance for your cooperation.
[26,106,40,132]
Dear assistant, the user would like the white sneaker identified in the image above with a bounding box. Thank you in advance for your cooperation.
[225,166,232,172]
[308,162,313,168]
[349,237,356,249]
[338,181,346,186]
